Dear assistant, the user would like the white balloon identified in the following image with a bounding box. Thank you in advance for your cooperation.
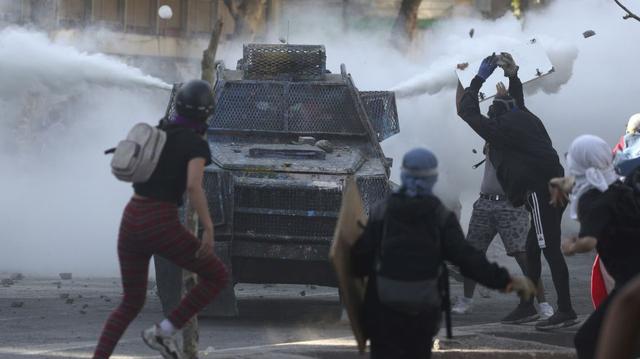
[158,5,173,20]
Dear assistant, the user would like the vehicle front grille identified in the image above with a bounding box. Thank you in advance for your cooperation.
[234,213,337,239]
[235,184,341,212]
[233,181,341,243]
[203,171,226,225]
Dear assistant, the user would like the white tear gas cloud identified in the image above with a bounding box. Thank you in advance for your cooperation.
[1,0,640,275]
[388,29,579,99]
[0,28,168,275]
[272,0,640,186]
[0,27,172,96]
[272,0,640,225]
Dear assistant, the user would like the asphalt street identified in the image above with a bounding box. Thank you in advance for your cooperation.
[0,244,594,359]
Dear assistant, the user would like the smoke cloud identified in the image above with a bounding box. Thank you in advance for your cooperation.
[0,28,168,275]
[1,0,639,275]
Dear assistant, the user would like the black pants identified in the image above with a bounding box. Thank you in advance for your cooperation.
[525,191,573,312]
[367,304,441,359]
[574,289,617,359]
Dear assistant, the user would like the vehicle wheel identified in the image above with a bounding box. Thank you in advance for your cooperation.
[154,255,183,317]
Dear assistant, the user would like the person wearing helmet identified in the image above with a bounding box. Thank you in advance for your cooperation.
[351,147,535,359]
[93,80,228,359]
[613,113,640,176]
[612,113,640,155]
[457,54,577,331]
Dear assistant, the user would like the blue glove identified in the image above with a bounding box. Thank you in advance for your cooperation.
[477,55,498,80]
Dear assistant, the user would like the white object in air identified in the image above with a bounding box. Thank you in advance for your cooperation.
[456,38,554,102]
[158,5,173,20]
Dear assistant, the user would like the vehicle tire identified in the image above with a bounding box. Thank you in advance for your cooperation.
[154,255,183,317]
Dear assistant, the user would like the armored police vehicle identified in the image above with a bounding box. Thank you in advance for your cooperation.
[157,44,400,315]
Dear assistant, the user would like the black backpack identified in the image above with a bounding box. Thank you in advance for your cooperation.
[375,203,450,315]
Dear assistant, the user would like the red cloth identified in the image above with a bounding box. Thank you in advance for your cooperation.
[613,135,625,155]
[591,255,608,308]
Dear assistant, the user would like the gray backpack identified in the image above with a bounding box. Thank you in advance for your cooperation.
[105,123,166,183]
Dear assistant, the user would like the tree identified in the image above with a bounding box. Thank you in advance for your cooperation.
[391,0,423,51]
[223,0,269,40]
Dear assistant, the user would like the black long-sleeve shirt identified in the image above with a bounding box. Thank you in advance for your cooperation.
[457,75,563,205]
[352,194,511,292]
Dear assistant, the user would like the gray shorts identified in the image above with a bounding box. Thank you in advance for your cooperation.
[466,197,530,256]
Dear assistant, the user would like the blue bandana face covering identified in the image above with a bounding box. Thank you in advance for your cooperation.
[400,148,439,198]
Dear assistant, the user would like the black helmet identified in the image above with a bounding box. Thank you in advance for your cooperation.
[175,80,214,121]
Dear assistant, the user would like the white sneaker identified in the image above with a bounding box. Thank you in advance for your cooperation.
[141,324,184,359]
[538,302,554,320]
[452,297,473,314]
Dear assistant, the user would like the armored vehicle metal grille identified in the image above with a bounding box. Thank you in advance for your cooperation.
[234,213,336,239]
[357,175,390,212]
[164,84,180,121]
[240,44,326,80]
[288,84,362,133]
[203,171,226,226]
[360,91,400,142]
[210,82,365,135]
[212,82,286,131]
[233,181,341,242]
[236,185,341,212]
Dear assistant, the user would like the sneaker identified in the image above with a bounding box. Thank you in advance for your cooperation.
[142,324,184,359]
[535,310,579,331]
[451,297,473,314]
[538,302,554,320]
[501,303,539,324]
[477,286,492,299]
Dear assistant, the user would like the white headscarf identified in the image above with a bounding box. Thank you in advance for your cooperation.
[627,113,640,134]
[567,135,619,219]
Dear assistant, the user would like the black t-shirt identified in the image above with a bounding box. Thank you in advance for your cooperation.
[133,124,212,205]
[578,183,640,285]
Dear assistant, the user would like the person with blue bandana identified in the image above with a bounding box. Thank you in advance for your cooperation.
[351,147,535,359]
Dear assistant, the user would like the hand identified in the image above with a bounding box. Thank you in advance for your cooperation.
[496,82,508,97]
[561,236,578,256]
[506,276,537,301]
[195,227,215,259]
[477,54,498,80]
[548,176,574,207]
[497,52,519,77]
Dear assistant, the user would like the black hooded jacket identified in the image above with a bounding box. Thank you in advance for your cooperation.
[458,75,564,206]
[351,193,511,311]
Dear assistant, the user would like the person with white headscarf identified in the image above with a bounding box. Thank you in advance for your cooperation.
[559,135,640,359]
[565,135,620,221]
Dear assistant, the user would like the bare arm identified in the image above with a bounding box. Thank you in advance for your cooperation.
[561,236,598,256]
[596,274,640,359]
[186,158,214,255]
